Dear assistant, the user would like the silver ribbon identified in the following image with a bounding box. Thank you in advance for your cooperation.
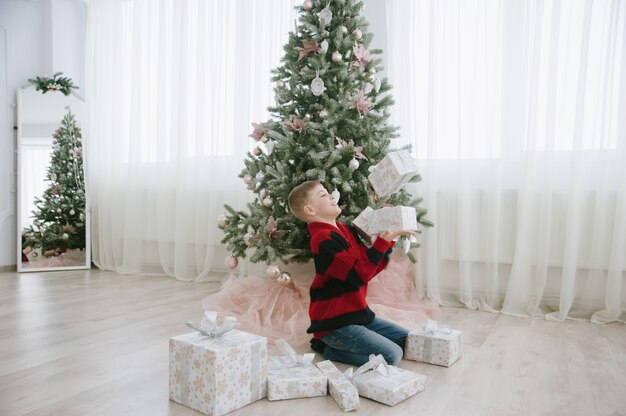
[421,320,452,363]
[185,311,239,338]
[423,336,433,363]
[274,338,315,367]
[249,338,263,401]
[344,354,399,384]
[422,320,452,336]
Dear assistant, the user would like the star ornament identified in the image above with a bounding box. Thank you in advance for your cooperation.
[294,40,321,61]
[352,90,373,115]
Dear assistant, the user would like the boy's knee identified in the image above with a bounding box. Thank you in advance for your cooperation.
[383,343,404,366]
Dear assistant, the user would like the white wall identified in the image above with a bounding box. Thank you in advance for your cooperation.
[0,0,86,268]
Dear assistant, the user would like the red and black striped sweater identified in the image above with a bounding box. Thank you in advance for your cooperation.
[306,221,394,339]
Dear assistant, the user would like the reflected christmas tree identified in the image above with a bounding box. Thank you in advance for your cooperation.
[22,109,86,258]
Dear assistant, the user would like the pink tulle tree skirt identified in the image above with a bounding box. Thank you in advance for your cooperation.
[201,253,439,348]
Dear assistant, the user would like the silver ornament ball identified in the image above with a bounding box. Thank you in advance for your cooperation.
[277,272,292,285]
[348,158,360,171]
[331,51,342,62]
[224,255,239,270]
[319,109,328,118]
[217,214,228,228]
[302,0,313,11]
[266,264,282,279]
[353,28,363,40]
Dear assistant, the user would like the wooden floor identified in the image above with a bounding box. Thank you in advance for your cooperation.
[0,269,625,416]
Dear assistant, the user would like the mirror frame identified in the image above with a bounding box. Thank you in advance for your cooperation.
[16,85,91,272]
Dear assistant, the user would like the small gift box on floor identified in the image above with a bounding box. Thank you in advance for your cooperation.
[405,320,463,367]
[368,150,420,197]
[353,206,418,237]
[346,354,426,407]
[267,339,327,401]
[316,360,359,412]
[169,312,267,416]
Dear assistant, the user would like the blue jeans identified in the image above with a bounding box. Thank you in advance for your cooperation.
[320,317,408,366]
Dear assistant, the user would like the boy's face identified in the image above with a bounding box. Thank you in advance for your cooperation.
[303,184,341,221]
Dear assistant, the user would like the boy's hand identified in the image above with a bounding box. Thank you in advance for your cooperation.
[379,230,415,242]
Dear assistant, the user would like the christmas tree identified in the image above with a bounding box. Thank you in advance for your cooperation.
[219,0,431,268]
[22,109,86,258]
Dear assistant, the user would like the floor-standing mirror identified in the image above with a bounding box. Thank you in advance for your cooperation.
[16,85,90,272]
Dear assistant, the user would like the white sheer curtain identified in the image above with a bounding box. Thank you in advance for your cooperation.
[387,0,625,322]
[85,0,296,280]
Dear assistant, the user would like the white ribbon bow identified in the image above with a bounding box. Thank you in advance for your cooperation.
[345,354,399,384]
[185,311,239,338]
[422,319,453,336]
[273,338,315,367]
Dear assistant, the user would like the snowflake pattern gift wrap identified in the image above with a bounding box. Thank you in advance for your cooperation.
[169,313,267,416]
[405,320,463,367]
[368,150,419,197]
[353,206,418,237]
[345,354,426,406]
[316,360,360,412]
[267,339,327,401]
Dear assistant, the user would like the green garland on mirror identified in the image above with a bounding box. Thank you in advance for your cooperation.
[28,72,78,96]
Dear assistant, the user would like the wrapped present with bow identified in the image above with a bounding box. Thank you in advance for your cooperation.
[405,320,463,367]
[316,360,359,412]
[368,150,420,198]
[266,338,328,401]
[169,312,267,416]
[345,354,426,406]
[352,206,418,237]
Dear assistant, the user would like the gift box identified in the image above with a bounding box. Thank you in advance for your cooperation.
[352,206,375,242]
[353,206,418,237]
[368,150,419,197]
[346,354,426,406]
[169,313,267,416]
[267,339,327,401]
[316,360,359,412]
[405,320,463,367]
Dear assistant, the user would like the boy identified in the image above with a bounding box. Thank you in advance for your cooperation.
[287,180,413,366]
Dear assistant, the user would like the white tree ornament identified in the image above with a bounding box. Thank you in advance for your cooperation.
[311,71,326,96]
[318,5,332,27]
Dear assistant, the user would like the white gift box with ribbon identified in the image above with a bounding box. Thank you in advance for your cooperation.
[267,339,328,401]
[368,150,419,197]
[353,206,418,237]
[345,354,426,406]
[316,360,360,412]
[405,320,463,367]
[169,312,267,416]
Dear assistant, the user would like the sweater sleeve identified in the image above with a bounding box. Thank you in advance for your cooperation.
[362,237,395,275]
[313,230,394,284]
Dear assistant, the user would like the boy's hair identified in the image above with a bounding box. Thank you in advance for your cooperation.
[288,181,320,222]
